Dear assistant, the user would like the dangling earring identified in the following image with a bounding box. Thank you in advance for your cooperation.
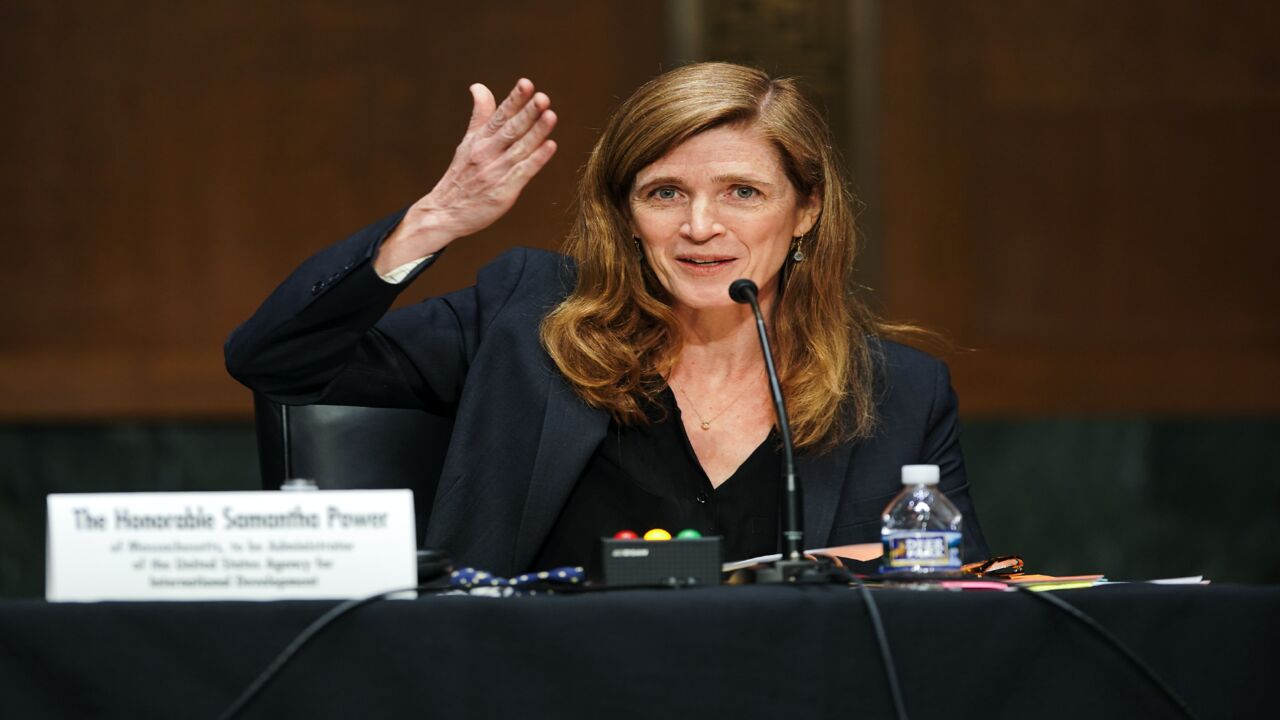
[791,236,807,263]
[633,237,643,257]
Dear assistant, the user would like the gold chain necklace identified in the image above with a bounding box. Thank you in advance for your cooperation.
[673,378,757,431]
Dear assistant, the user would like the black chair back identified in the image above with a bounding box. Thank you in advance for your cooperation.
[253,394,453,545]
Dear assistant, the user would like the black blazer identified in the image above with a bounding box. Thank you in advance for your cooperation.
[225,212,990,576]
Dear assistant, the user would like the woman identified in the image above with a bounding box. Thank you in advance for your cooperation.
[226,62,989,574]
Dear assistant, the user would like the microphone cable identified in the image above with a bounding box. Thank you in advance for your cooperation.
[215,584,436,720]
[846,571,910,720]
[216,575,1198,720]
[775,561,910,719]
[1008,584,1200,719]
[214,579,694,720]
[834,567,1202,720]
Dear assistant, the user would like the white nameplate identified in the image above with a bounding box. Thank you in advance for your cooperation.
[46,490,416,602]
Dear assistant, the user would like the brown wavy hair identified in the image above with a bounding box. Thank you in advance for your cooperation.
[541,62,892,451]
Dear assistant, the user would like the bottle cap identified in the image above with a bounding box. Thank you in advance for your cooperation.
[901,464,940,486]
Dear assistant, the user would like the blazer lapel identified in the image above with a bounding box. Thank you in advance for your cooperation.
[796,443,856,549]
[513,373,608,570]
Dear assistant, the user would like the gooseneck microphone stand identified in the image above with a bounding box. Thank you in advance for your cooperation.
[729,279,818,582]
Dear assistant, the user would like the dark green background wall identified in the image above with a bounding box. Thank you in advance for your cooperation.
[3,417,1275,597]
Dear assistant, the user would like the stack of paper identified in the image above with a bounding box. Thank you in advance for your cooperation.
[1006,574,1105,591]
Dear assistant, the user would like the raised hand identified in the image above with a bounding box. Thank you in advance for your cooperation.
[375,79,558,274]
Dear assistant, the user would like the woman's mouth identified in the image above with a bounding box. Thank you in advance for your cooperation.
[676,255,736,273]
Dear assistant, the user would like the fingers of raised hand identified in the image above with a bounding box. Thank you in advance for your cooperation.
[506,106,557,163]
[483,78,535,137]
[504,138,558,187]
[465,79,554,166]
[498,90,550,144]
[436,79,556,216]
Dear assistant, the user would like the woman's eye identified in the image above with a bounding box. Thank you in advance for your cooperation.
[653,187,678,200]
[733,186,758,199]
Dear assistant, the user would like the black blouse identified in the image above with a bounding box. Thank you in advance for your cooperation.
[532,387,781,570]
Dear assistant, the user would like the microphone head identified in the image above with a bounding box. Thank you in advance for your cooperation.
[728,278,758,304]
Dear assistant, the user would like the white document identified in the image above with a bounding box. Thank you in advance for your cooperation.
[723,543,883,572]
[46,490,417,602]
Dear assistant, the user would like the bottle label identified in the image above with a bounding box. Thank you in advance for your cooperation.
[881,531,962,571]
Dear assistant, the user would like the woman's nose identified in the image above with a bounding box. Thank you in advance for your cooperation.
[681,198,725,242]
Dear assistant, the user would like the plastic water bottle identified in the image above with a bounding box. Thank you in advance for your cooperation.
[880,465,963,574]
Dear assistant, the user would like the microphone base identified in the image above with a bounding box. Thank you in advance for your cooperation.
[754,558,830,584]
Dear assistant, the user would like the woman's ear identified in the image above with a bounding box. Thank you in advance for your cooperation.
[793,191,821,237]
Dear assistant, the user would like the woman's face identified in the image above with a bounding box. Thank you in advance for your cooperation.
[629,124,819,314]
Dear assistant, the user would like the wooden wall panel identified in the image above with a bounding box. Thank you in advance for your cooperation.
[7,0,1276,420]
[878,0,1280,415]
[0,0,665,419]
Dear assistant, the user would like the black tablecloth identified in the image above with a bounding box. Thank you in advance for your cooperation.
[1,584,1275,719]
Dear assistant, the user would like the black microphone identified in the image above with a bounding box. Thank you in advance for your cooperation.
[729,279,805,567]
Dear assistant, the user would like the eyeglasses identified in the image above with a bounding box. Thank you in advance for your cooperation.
[962,555,1025,576]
